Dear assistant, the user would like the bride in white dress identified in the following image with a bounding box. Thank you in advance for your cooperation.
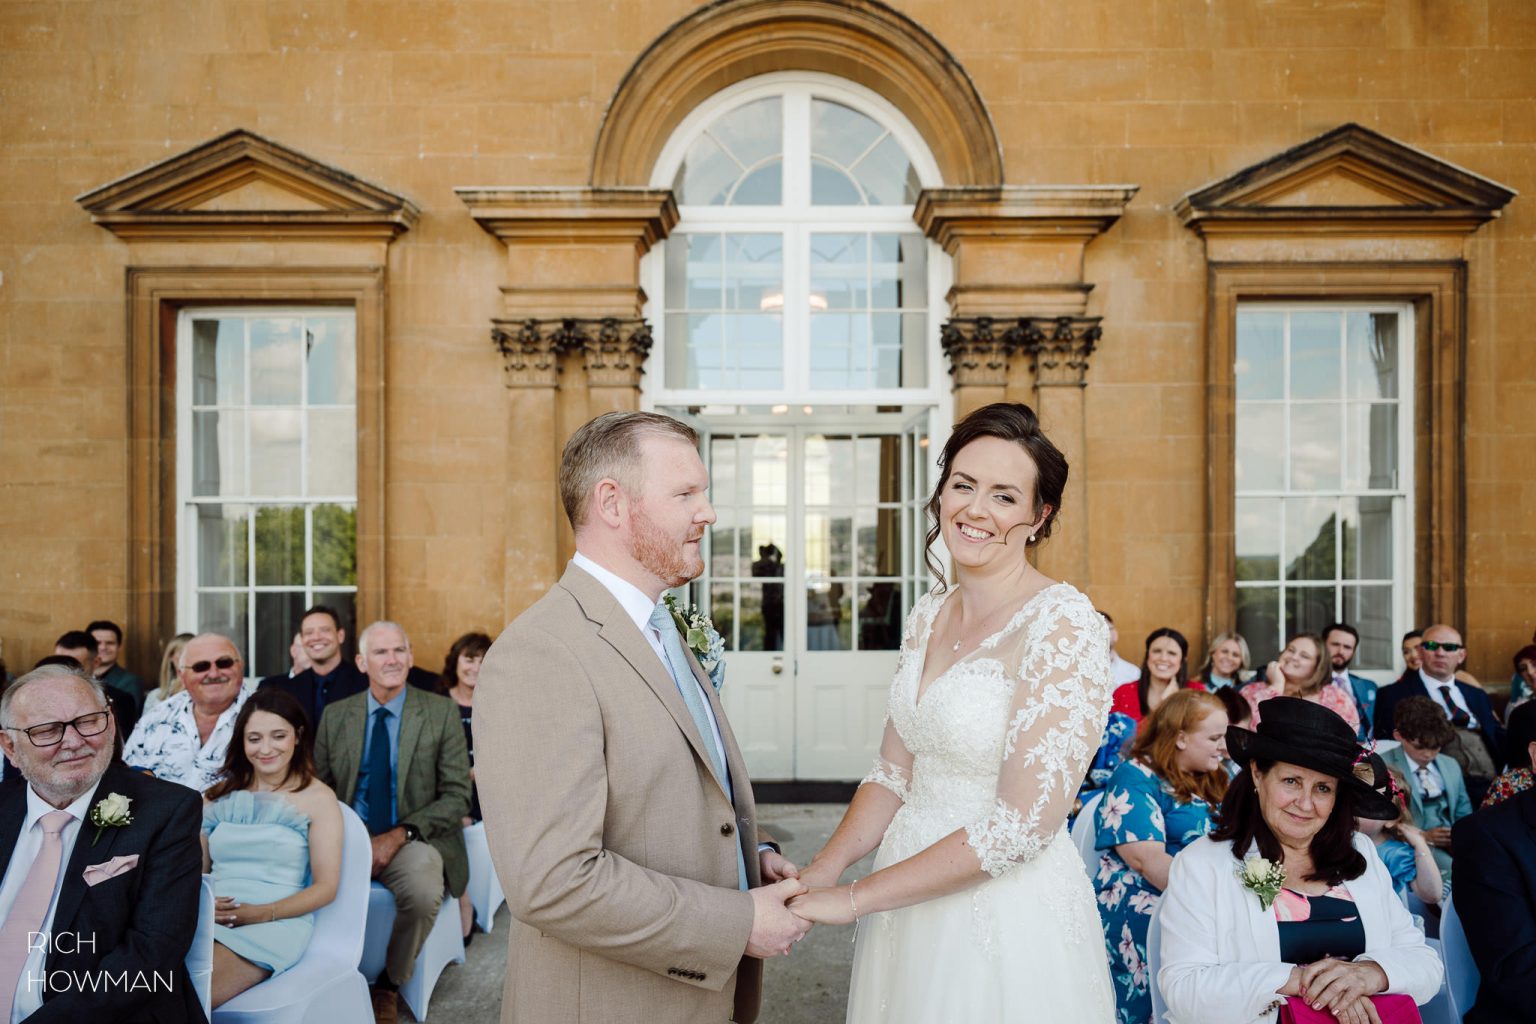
[791,402,1117,1022]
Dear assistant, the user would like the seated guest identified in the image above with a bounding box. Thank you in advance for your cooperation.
[1111,627,1204,723]
[53,629,138,739]
[1078,708,1137,812]
[1482,700,1536,809]
[438,629,491,943]
[88,618,148,715]
[1323,622,1377,742]
[259,606,365,731]
[143,632,193,713]
[1450,783,1536,1024]
[1092,690,1228,1024]
[1373,623,1503,806]
[125,632,250,791]
[1159,697,1443,1024]
[1380,695,1472,882]
[258,632,312,688]
[1506,641,1535,720]
[313,621,470,1024]
[203,688,343,1007]
[1214,685,1252,777]
[1355,766,1443,907]
[1193,631,1251,691]
[0,664,204,1022]
[1397,629,1423,684]
[1240,631,1361,734]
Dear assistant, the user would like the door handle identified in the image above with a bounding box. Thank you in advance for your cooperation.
[771,657,783,675]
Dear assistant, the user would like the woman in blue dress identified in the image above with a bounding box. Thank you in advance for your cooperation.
[1093,689,1230,1024]
[202,687,344,1008]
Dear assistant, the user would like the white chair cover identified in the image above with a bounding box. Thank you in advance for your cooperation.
[187,874,216,1017]
[360,882,466,1022]
[1147,902,1169,1024]
[463,821,506,932]
[1074,792,1104,879]
[1440,894,1480,1020]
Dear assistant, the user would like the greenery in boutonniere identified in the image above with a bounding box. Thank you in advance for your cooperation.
[89,792,134,847]
[1236,855,1287,911]
[663,592,726,693]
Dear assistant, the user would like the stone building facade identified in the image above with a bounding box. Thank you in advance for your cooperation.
[2,0,1532,779]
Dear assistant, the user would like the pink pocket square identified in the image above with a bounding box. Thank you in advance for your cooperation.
[82,854,139,886]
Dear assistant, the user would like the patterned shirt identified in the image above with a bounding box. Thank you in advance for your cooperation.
[1239,678,1360,733]
[123,686,250,793]
[1481,766,1534,809]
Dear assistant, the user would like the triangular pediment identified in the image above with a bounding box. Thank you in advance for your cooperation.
[1176,124,1515,234]
[77,129,418,241]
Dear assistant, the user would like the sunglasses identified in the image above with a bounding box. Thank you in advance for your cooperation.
[1419,641,1463,653]
[185,656,239,674]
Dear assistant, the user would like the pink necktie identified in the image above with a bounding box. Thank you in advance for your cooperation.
[0,809,75,1020]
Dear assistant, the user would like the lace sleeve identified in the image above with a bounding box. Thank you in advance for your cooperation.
[963,592,1113,877]
[862,749,911,802]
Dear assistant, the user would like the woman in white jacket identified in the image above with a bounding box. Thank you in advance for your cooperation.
[1158,697,1443,1024]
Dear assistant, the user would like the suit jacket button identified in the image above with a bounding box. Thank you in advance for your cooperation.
[720,822,734,836]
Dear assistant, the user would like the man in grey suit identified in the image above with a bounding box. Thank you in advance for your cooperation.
[477,411,810,1024]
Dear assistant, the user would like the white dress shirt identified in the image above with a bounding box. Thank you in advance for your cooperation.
[0,784,97,1023]
[122,687,249,792]
[1110,653,1141,686]
[571,553,730,774]
[1418,669,1478,728]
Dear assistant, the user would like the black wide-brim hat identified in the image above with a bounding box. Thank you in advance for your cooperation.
[1226,696,1401,820]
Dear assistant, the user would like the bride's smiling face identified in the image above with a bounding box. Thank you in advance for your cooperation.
[939,437,1046,569]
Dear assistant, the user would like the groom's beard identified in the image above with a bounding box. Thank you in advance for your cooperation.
[630,504,703,589]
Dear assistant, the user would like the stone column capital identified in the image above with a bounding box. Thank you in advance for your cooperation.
[491,317,655,389]
[941,315,1102,389]
[491,319,565,388]
[1018,316,1102,388]
[940,316,1020,388]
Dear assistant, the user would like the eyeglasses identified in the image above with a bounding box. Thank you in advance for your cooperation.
[1420,641,1464,653]
[2,711,112,747]
[185,656,238,674]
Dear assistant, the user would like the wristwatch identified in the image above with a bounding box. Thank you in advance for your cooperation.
[401,823,421,843]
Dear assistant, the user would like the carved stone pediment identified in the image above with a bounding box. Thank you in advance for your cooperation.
[76,129,419,241]
[1176,123,1515,237]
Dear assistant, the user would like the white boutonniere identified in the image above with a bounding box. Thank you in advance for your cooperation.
[663,592,726,693]
[89,793,133,847]
[1236,855,1286,911]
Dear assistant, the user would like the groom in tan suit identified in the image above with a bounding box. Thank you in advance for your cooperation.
[477,411,811,1024]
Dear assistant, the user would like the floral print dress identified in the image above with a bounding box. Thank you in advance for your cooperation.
[1092,759,1215,1024]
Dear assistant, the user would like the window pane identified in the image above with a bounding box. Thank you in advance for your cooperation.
[1289,312,1341,399]
[1341,496,1393,581]
[1346,311,1398,400]
[804,435,856,507]
[723,313,782,389]
[808,313,865,384]
[742,434,788,506]
[858,581,903,650]
[192,318,243,406]
[871,312,902,388]
[197,592,249,656]
[1344,402,1398,491]
[709,435,738,506]
[674,97,783,206]
[1236,587,1280,666]
[825,512,853,576]
[1284,586,1336,641]
[804,512,831,577]
[254,505,304,586]
[711,581,738,653]
[1236,311,1283,400]
[1342,585,1393,670]
[1285,496,1337,581]
[310,591,357,643]
[312,504,357,587]
[709,96,782,173]
[858,507,904,576]
[811,161,864,205]
[249,317,304,405]
[306,409,356,496]
[747,513,788,567]
[673,135,737,206]
[855,134,920,206]
[806,583,851,650]
[725,234,781,311]
[732,161,782,206]
[1235,498,1280,581]
[249,409,303,496]
[810,99,884,175]
[1235,404,1283,491]
[746,575,784,652]
[197,504,249,587]
[870,233,925,308]
[711,516,738,577]
[901,312,928,389]
[1288,403,1341,490]
[306,315,356,405]
[668,313,717,389]
[254,591,307,680]
[811,233,867,310]
[193,410,246,497]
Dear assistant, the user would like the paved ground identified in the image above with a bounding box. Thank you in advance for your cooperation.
[424,803,870,1023]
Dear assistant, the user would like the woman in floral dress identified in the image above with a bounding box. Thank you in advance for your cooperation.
[1093,690,1230,1024]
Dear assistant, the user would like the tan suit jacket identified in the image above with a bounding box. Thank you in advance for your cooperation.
[476,563,765,1024]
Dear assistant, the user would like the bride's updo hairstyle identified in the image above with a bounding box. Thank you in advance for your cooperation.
[924,402,1068,589]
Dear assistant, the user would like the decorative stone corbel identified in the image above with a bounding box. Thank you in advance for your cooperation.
[490,316,654,389]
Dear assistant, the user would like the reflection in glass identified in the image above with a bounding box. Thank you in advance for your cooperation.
[1346,312,1397,400]
[1236,312,1283,400]
[307,409,356,495]
[197,592,249,655]
[192,318,244,406]
[1285,496,1336,581]
[249,318,304,406]
[826,512,853,576]
[1236,587,1280,666]
[1342,585,1393,669]
[306,315,356,405]
[1340,496,1393,581]
[1288,403,1341,490]
[311,591,357,640]
[674,97,783,206]
[1235,498,1280,581]
[1235,404,1283,492]
[748,545,785,652]
[711,581,737,653]
[311,504,357,587]
[810,234,867,309]
[1344,403,1397,491]
[255,591,307,679]
[709,435,738,505]
[254,506,304,586]
[746,435,787,504]
[811,162,863,205]
[249,409,303,496]
[803,435,854,507]
[1284,586,1336,643]
[1289,312,1341,400]
[198,505,249,587]
[803,512,830,577]
[806,583,851,650]
[726,234,782,310]
[193,411,245,497]
[858,582,903,650]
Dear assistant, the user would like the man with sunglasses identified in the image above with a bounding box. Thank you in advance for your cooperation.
[0,664,204,1023]
[1374,623,1505,805]
[123,633,251,793]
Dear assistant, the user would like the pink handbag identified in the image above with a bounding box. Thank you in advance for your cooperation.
[1279,994,1422,1024]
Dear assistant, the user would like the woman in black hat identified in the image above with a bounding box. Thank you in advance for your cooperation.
[1157,697,1443,1024]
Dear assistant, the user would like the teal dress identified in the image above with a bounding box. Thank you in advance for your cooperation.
[203,791,315,974]
[1093,759,1215,1024]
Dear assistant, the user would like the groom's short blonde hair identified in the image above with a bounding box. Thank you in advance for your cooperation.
[561,412,698,529]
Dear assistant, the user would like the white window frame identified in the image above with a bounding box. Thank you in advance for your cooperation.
[643,72,950,408]
[1233,301,1415,680]
[174,306,359,676]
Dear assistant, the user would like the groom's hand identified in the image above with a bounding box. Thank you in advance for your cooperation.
[759,849,800,883]
[745,878,812,958]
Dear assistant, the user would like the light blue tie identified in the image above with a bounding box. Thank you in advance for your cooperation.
[649,602,748,890]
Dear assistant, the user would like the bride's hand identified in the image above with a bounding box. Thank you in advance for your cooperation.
[788,885,858,926]
[795,859,844,890]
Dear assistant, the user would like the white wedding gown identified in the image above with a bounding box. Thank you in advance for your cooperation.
[846,582,1118,1023]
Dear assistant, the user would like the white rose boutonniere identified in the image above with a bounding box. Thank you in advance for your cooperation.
[663,592,726,693]
[1236,855,1286,911]
[89,793,134,847]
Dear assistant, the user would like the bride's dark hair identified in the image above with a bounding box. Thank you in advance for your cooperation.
[924,402,1068,590]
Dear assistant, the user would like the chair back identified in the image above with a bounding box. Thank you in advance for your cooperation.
[1074,792,1104,878]
[1374,739,1401,753]
[1147,902,1169,1024]
[1440,895,1480,1018]
[187,874,215,1017]
[316,804,372,967]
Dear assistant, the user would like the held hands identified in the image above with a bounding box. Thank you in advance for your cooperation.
[746,878,813,958]
[759,848,801,884]
[215,896,274,928]
[788,885,858,927]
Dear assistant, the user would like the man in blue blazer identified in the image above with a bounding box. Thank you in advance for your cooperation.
[1324,622,1377,741]
[1451,784,1536,1024]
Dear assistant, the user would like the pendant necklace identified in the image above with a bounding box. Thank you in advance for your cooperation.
[948,597,1016,653]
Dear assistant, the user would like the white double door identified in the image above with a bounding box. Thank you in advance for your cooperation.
[678,411,934,781]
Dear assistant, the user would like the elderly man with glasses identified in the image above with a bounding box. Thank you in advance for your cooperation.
[124,632,251,792]
[0,664,205,1023]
